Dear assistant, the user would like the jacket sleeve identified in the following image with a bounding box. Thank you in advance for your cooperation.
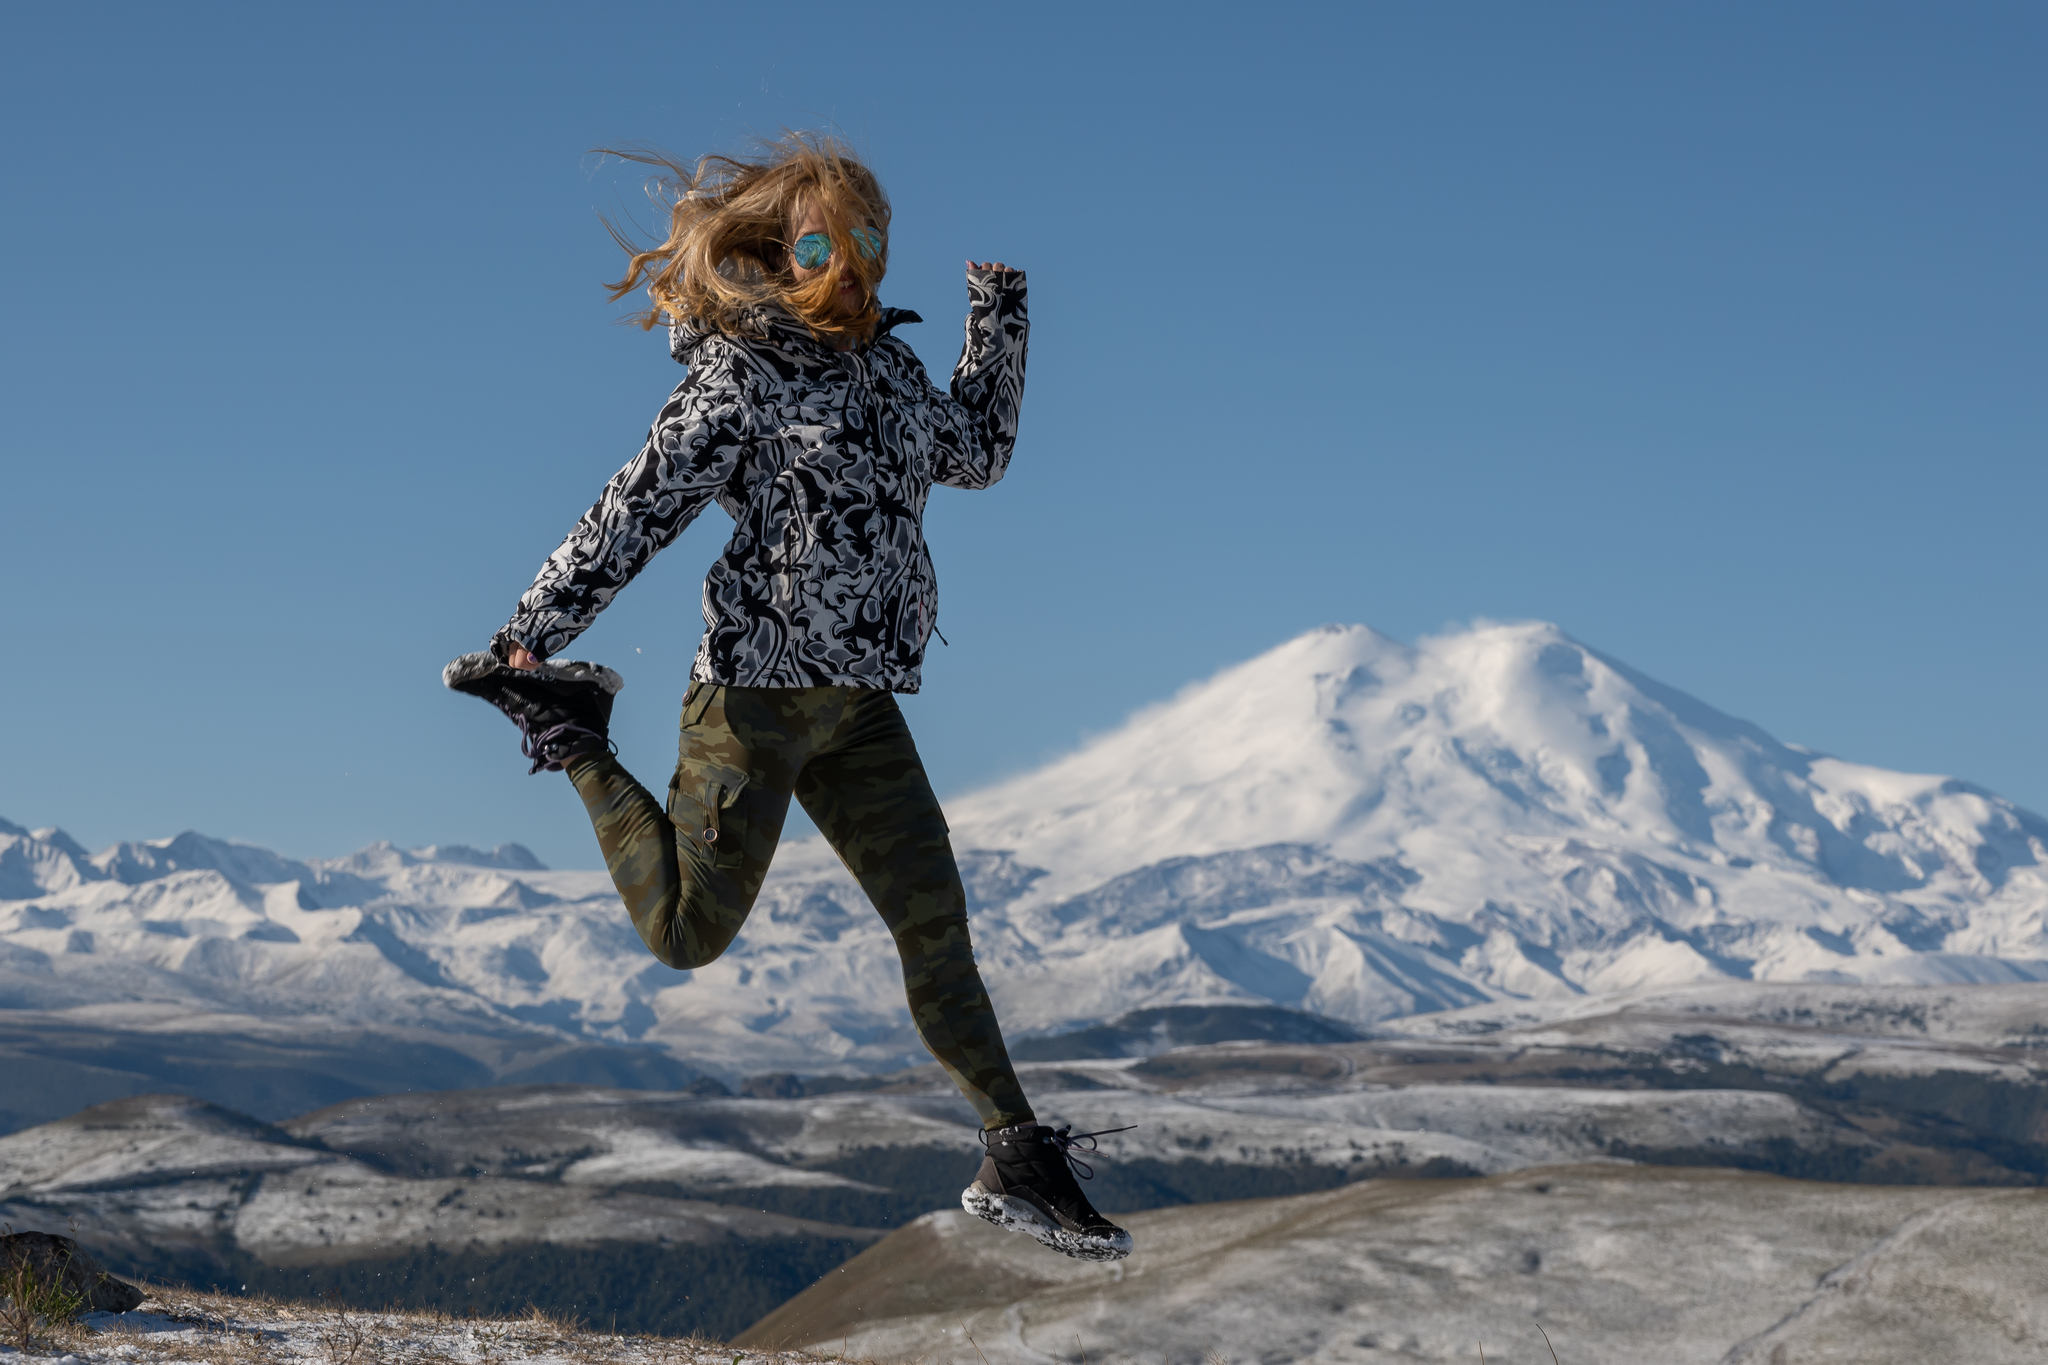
[494,347,751,662]
[928,268,1027,490]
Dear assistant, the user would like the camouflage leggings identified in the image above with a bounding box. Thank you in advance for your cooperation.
[563,683,1034,1130]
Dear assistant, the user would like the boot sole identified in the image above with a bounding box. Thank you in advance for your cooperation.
[443,651,624,696]
[961,1183,1132,1262]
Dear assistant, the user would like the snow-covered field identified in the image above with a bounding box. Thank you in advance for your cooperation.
[2,979,2043,1347]
[12,1166,2047,1364]
[11,1158,2043,1363]
[5,979,2043,1300]
[9,1289,844,1365]
[6,620,2048,1130]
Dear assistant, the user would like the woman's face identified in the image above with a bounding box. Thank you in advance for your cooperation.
[787,200,866,318]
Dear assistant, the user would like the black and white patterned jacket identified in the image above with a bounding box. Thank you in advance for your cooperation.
[496,269,1026,693]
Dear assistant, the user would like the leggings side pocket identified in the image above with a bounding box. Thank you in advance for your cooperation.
[669,760,750,870]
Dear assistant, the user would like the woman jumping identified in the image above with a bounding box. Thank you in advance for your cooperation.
[444,133,1131,1261]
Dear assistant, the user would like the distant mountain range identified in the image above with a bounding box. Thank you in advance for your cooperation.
[5,620,2046,1128]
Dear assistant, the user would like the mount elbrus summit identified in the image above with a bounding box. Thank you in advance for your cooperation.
[4,621,2046,1129]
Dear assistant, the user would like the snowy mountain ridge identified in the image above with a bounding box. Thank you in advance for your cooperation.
[4,620,2046,1097]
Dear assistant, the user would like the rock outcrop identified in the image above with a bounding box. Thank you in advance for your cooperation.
[0,1231,144,1314]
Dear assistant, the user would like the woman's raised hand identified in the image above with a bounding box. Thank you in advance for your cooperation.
[506,644,540,671]
[967,260,1017,273]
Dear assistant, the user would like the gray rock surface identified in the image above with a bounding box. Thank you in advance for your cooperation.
[0,1230,143,1313]
[741,1167,2048,1364]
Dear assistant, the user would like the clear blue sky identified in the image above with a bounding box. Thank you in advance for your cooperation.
[3,3,2042,870]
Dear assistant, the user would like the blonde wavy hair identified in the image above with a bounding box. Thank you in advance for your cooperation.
[597,132,890,346]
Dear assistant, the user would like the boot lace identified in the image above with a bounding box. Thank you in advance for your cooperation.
[519,721,613,775]
[983,1124,1136,1182]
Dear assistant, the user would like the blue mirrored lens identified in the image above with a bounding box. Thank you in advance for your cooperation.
[792,229,882,270]
[792,233,832,269]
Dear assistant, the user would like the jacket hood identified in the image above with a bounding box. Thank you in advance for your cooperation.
[670,305,923,364]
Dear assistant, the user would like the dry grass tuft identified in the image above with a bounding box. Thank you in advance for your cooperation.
[1,1244,90,1352]
[313,1303,371,1365]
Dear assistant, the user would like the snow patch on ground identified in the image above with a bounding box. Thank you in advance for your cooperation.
[9,1290,849,1364]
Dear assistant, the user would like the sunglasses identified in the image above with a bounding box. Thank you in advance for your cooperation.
[790,227,883,270]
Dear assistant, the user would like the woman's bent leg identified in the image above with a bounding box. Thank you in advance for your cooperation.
[564,683,797,969]
[796,693,1034,1130]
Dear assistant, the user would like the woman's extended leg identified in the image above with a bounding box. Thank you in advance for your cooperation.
[563,683,804,969]
[794,690,1035,1130]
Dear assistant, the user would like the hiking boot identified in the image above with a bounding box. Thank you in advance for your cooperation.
[961,1123,1134,1261]
[444,651,623,774]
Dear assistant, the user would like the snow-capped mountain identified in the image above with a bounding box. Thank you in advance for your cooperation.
[940,621,2048,1022]
[4,620,2046,1120]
